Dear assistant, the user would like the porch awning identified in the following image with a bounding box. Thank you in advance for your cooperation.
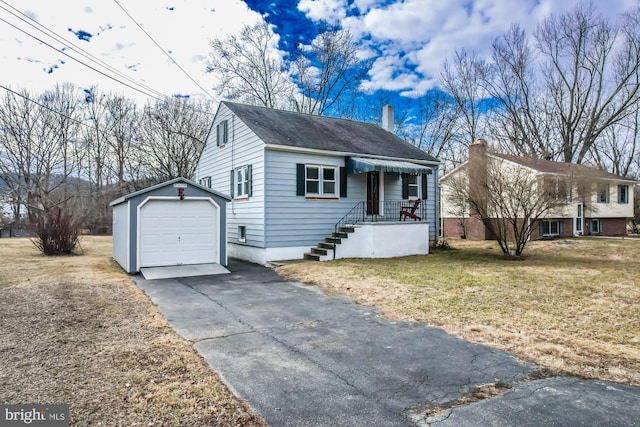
[347,157,433,175]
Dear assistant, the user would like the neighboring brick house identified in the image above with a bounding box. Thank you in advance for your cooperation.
[440,140,637,240]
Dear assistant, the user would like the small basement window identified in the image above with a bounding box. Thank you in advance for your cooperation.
[238,226,246,243]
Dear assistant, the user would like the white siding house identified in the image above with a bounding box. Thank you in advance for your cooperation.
[440,140,637,240]
[196,102,440,264]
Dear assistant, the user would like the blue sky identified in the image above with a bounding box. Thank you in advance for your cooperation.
[1,0,636,105]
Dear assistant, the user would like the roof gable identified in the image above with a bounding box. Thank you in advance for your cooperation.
[223,102,438,163]
[110,177,231,206]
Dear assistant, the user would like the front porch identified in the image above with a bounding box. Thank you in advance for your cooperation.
[305,200,430,261]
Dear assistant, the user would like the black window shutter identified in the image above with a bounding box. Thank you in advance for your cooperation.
[401,174,408,199]
[296,164,305,196]
[421,174,428,199]
[340,167,347,197]
[230,169,234,198]
[247,164,253,197]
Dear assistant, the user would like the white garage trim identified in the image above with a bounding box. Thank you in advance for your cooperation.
[136,196,222,269]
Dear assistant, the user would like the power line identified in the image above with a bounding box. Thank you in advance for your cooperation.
[0,1,217,116]
[0,1,170,101]
[0,83,104,132]
[112,0,217,101]
[0,16,166,101]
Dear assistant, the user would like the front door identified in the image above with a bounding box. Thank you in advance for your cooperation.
[575,203,583,235]
[367,171,380,215]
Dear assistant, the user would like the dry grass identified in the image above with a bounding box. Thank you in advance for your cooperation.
[0,236,265,427]
[278,238,640,386]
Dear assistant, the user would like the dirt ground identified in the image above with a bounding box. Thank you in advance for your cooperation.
[0,236,265,426]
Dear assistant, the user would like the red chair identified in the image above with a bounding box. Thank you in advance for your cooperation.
[400,199,422,221]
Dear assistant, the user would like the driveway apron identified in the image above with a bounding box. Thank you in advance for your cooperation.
[134,260,640,426]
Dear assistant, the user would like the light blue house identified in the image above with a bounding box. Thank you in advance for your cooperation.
[195,102,440,264]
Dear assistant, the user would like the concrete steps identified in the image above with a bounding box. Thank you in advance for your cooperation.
[304,227,355,261]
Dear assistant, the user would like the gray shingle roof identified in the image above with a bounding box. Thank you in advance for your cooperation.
[223,102,438,163]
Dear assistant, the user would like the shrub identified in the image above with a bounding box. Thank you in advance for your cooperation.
[29,207,84,255]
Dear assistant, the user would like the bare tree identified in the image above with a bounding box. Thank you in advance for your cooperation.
[440,48,490,145]
[396,90,466,171]
[450,143,570,256]
[292,29,370,115]
[485,25,558,159]
[0,86,82,222]
[631,185,640,234]
[206,21,292,108]
[536,5,640,163]
[137,98,211,180]
[589,110,639,177]
[103,94,141,192]
[0,85,85,253]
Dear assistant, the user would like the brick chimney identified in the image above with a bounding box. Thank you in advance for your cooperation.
[467,139,489,235]
[469,138,488,160]
[382,105,394,132]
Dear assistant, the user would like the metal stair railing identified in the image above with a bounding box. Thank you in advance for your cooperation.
[335,201,366,233]
[335,200,426,233]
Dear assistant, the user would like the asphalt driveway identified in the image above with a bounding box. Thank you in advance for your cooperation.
[134,260,640,426]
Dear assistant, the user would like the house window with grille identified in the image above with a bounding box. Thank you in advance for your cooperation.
[235,166,251,198]
[407,175,419,199]
[591,219,602,234]
[540,219,562,236]
[216,120,228,146]
[305,165,337,197]
[230,165,252,199]
[618,185,629,204]
[597,184,610,203]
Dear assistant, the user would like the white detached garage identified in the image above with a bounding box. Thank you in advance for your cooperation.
[110,177,230,274]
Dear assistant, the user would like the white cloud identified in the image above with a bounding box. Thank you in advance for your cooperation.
[347,0,635,96]
[298,0,348,25]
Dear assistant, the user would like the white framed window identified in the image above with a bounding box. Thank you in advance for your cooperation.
[597,184,610,203]
[618,185,629,204]
[545,177,570,201]
[234,165,251,198]
[238,226,246,243]
[305,165,337,197]
[216,120,228,146]
[199,176,211,188]
[590,219,602,234]
[407,175,419,199]
[540,219,562,236]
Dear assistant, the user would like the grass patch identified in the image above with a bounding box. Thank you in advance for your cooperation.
[278,238,640,386]
[0,236,265,426]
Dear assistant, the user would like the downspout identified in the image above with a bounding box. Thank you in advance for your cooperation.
[434,165,440,244]
[231,113,236,216]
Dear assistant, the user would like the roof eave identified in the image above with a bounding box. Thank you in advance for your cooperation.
[264,143,440,166]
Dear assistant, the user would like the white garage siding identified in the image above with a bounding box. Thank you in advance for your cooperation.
[138,198,219,268]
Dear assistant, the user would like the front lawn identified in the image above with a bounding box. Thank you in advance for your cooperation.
[278,238,640,386]
[0,236,265,426]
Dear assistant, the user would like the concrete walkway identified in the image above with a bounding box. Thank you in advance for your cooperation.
[134,260,640,426]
